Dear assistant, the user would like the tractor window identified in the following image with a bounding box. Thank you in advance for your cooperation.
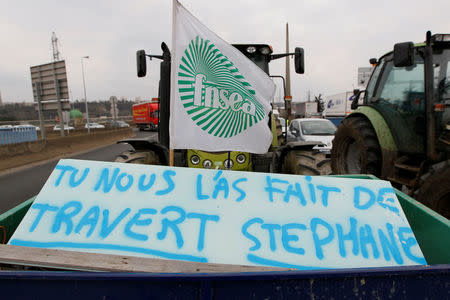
[433,48,450,103]
[245,54,270,74]
[432,48,450,131]
[372,55,426,154]
[364,58,385,102]
[376,60,425,113]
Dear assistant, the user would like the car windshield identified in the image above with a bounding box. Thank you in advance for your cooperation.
[300,120,336,135]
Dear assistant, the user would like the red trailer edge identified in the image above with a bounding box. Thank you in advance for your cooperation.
[132,99,159,131]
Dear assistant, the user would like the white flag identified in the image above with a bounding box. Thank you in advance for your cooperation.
[170,1,276,154]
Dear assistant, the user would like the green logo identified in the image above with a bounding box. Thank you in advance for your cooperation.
[178,36,265,138]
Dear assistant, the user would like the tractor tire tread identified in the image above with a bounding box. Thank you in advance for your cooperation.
[282,149,332,175]
[414,160,450,219]
[331,116,382,176]
[114,150,161,165]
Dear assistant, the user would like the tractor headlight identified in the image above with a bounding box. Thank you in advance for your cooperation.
[190,155,200,165]
[236,154,246,164]
[202,159,213,169]
[246,46,256,53]
[224,159,234,169]
[260,46,271,55]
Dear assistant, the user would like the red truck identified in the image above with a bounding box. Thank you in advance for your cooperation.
[132,99,159,131]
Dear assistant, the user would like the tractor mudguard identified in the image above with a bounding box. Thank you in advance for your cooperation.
[117,137,170,165]
[349,107,398,152]
[344,107,400,178]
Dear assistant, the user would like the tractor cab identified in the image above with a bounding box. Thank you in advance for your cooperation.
[186,44,304,170]
[232,44,273,74]
[353,34,450,157]
[332,32,450,218]
[125,41,330,176]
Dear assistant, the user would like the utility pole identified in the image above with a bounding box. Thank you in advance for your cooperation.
[285,23,291,98]
[51,32,64,136]
[52,32,61,61]
[81,56,90,133]
[285,23,293,120]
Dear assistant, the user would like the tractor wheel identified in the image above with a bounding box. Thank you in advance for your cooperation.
[414,160,450,219]
[281,149,331,175]
[331,117,382,176]
[114,150,162,165]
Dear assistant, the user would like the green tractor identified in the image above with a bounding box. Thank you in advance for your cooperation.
[331,32,450,218]
[116,42,331,175]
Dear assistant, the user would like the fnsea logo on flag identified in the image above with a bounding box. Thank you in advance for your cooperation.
[178,36,266,138]
[170,1,275,154]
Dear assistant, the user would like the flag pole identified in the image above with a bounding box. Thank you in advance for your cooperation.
[170,0,177,167]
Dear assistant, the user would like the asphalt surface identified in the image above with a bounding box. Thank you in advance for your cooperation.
[0,130,157,214]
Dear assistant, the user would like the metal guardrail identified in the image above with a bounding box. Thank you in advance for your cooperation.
[0,127,38,145]
[0,116,133,128]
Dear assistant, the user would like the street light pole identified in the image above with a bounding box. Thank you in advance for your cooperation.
[81,56,90,134]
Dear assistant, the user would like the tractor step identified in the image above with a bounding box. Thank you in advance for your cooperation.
[388,157,426,192]
[387,176,416,188]
[392,163,421,173]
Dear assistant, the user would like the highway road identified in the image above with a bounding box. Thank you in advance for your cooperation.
[0,130,157,214]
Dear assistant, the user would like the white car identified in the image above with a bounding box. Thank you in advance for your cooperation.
[287,118,337,154]
[85,122,105,129]
[109,120,130,128]
[14,124,36,129]
[53,124,75,131]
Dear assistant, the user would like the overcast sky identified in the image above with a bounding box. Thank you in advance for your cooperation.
[1,0,449,103]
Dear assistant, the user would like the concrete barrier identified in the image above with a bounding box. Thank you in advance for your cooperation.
[0,128,133,171]
[0,140,46,157]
